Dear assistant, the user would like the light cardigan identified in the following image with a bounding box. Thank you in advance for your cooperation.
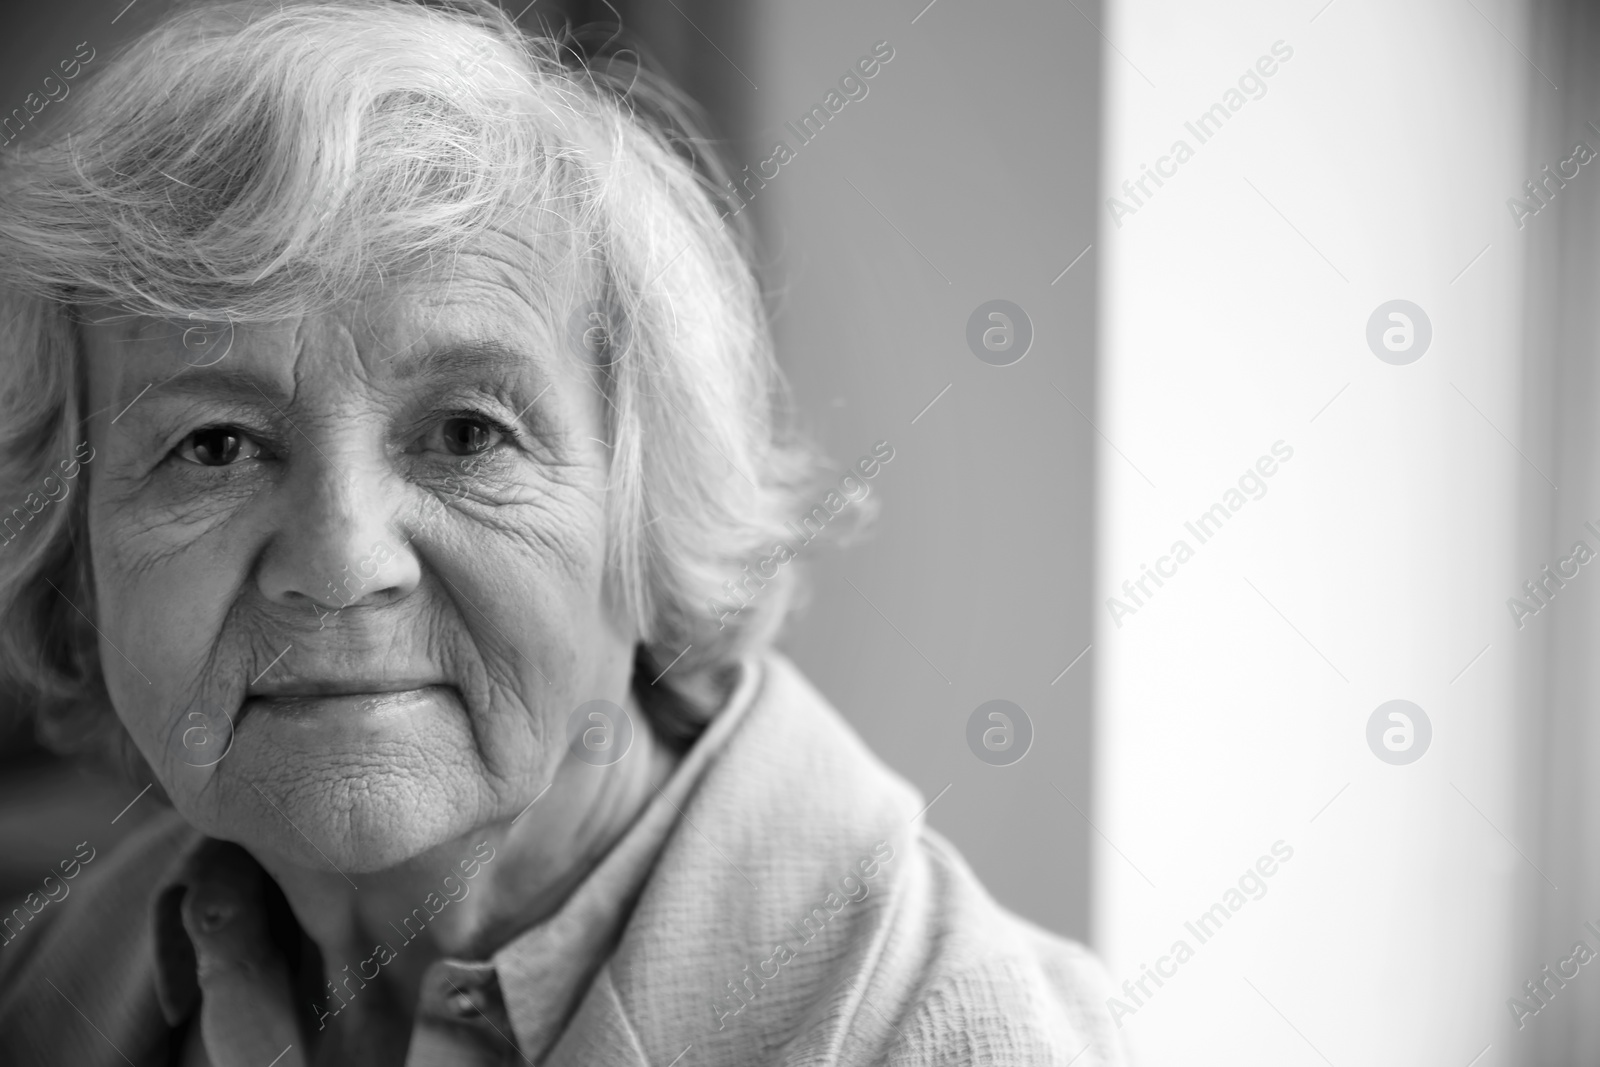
[0,654,1128,1065]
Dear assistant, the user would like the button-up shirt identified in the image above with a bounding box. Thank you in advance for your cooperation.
[0,653,1131,1067]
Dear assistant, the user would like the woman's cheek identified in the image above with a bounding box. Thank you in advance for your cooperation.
[95,505,239,629]
[444,500,619,751]
[89,498,251,734]
[97,462,267,577]
[144,464,271,526]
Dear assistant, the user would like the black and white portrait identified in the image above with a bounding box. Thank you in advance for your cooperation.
[3,0,1595,1065]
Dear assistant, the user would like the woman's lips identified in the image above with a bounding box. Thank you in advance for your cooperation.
[243,684,460,721]
[226,684,474,785]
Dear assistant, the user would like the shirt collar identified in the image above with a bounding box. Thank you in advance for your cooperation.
[487,657,764,1060]
[148,656,765,1061]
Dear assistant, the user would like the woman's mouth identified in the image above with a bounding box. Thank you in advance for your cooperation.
[242,683,462,723]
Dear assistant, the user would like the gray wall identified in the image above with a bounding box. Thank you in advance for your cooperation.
[743,1,1102,940]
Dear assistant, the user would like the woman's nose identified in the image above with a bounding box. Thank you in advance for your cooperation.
[254,452,421,612]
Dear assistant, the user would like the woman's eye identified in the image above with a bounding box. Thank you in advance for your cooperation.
[174,426,262,467]
[429,415,509,457]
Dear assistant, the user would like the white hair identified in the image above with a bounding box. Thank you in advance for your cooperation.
[0,0,828,771]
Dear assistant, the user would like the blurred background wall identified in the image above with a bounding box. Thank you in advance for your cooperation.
[0,0,1102,944]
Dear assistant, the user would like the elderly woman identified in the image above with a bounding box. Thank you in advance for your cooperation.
[0,1,1123,1064]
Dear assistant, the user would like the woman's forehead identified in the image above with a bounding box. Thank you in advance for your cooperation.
[86,230,595,363]
[348,225,594,341]
[75,283,606,423]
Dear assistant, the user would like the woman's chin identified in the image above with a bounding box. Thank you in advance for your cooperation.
[250,773,476,874]
[185,729,488,875]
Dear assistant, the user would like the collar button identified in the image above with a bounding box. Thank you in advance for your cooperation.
[447,989,481,1018]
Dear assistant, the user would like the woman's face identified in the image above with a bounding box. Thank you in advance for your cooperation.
[79,229,634,872]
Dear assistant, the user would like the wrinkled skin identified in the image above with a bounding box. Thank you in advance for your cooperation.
[79,226,673,1062]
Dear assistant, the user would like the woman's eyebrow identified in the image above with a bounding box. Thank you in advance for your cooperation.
[390,338,545,384]
[121,366,294,412]
[116,339,546,414]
